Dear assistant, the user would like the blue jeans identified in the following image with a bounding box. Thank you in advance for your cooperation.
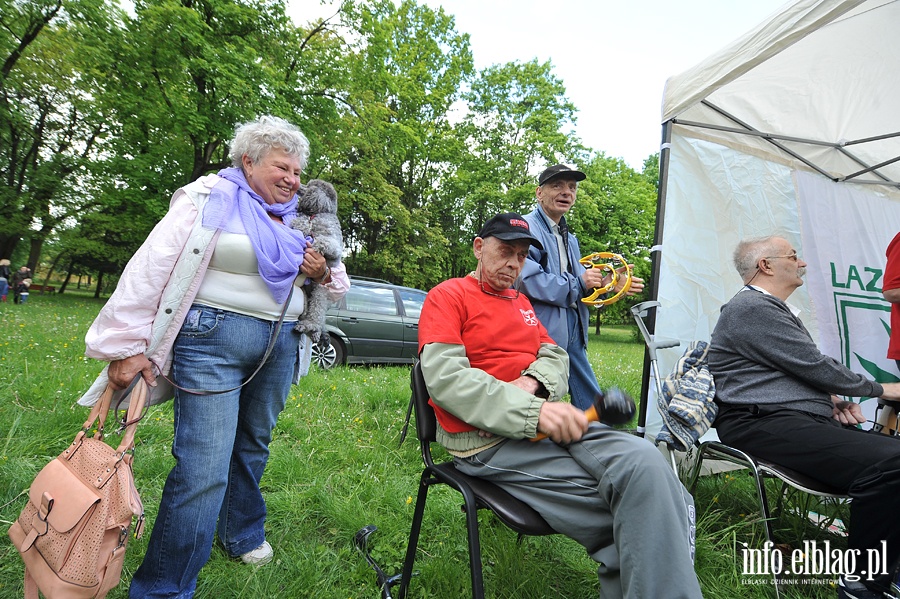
[565,308,602,411]
[130,306,300,599]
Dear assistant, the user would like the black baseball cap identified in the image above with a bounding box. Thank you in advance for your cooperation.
[538,164,586,186]
[476,213,543,250]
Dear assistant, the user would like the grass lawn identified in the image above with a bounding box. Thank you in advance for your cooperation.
[0,293,845,597]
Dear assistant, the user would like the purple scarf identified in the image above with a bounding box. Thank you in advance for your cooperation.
[202,167,309,304]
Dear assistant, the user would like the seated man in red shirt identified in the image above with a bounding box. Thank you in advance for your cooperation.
[418,212,702,599]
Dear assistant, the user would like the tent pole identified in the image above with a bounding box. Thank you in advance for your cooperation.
[636,120,673,438]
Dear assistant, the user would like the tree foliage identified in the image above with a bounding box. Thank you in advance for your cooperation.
[439,59,583,278]
[0,0,658,303]
[0,0,117,268]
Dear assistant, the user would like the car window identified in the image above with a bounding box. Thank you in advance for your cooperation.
[399,289,426,318]
[344,286,398,316]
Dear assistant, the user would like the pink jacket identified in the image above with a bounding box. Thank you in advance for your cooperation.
[79,174,350,406]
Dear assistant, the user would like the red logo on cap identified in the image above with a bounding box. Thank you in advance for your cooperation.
[510,218,529,230]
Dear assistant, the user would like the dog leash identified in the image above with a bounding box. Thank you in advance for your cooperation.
[150,282,297,397]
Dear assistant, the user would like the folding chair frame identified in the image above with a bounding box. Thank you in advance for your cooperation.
[686,441,847,542]
[631,300,851,597]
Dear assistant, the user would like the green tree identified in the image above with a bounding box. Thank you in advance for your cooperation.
[438,59,582,281]
[0,0,117,268]
[0,0,663,300]
[314,0,473,290]
[642,152,660,191]
[72,0,344,279]
[96,0,304,200]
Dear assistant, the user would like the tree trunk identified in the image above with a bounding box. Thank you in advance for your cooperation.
[26,236,43,276]
[58,259,75,294]
[94,271,104,298]
[41,251,66,294]
[0,234,19,261]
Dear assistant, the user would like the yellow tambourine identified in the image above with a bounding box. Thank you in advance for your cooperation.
[579,252,632,306]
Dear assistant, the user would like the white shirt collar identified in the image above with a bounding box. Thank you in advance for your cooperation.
[743,285,801,317]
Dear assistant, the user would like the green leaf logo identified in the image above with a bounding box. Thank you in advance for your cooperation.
[854,352,900,387]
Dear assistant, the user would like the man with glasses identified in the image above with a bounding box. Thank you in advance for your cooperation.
[709,235,900,599]
[520,164,643,411]
[417,213,702,599]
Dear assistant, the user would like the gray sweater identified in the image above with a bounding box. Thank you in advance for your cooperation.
[708,288,883,417]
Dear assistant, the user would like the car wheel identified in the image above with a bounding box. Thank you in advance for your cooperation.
[312,335,344,370]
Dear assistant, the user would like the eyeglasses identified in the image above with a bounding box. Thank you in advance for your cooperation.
[480,279,519,300]
[470,271,520,300]
[765,252,799,262]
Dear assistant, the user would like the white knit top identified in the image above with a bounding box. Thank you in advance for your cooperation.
[194,232,307,321]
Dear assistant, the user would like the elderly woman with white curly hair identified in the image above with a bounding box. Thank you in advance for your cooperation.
[79,115,349,598]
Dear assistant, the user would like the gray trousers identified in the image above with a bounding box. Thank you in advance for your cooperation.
[455,424,702,599]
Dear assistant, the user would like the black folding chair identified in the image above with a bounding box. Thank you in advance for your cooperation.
[397,362,557,599]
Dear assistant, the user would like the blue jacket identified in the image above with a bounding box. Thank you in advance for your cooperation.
[521,206,591,351]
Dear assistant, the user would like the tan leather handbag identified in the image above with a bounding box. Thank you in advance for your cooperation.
[8,379,147,598]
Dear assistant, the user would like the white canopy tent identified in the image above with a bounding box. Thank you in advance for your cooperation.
[641,0,900,439]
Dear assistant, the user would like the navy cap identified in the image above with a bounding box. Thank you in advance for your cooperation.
[477,213,543,250]
[538,164,586,186]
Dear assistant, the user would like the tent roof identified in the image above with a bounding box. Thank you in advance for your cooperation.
[661,0,900,188]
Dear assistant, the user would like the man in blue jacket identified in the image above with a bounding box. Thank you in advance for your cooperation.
[521,164,642,410]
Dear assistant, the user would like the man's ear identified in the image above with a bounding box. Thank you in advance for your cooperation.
[473,237,484,260]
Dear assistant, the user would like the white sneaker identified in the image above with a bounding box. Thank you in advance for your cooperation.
[240,541,273,566]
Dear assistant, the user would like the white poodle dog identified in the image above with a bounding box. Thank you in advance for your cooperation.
[290,179,343,342]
